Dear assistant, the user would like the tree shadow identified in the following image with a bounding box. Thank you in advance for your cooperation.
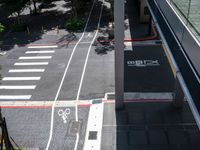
[0,0,111,52]
[56,33,78,48]
[90,2,113,55]
[93,36,114,55]
[0,10,69,51]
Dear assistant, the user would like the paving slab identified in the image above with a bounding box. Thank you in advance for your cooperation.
[1,106,89,149]
[101,102,200,150]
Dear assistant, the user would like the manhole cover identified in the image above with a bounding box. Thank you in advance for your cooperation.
[68,120,81,135]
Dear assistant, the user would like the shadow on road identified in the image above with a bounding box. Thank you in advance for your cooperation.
[0,0,111,51]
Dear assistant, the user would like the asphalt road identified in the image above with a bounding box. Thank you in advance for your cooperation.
[124,45,175,92]
[0,0,114,149]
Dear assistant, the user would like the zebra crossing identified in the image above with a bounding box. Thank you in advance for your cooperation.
[0,46,57,100]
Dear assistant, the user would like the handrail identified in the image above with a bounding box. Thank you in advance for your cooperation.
[146,0,200,130]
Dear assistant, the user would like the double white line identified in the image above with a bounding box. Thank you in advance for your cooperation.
[45,0,104,150]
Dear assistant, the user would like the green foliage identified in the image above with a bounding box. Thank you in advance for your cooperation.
[0,23,5,33]
[11,23,27,32]
[65,19,83,31]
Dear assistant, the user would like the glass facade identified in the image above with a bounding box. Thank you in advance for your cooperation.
[169,0,200,41]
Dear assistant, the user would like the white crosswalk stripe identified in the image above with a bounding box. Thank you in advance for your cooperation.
[19,56,52,60]
[28,45,58,49]
[0,85,36,89]
[9,69,45,73]
[0,95,32,100]
[3,77,41,81]
[14,62,49,66]
[0,45,55,101]
[26,51,55,54]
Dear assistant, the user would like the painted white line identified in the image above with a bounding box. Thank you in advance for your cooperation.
[9,69,45,73]
[14,62,49,66]
[76,0,104,118]
[79,42,92,44]
[124,92,173,100]
[0,85,36,89]
[83,103,104,150]
[26,51,55,54]
[77,2,104,150]
[0,95,31,100]
[0,100,92,107]
[19,56,52,60]
[28,45,58,49]
[45,0,97,149]
[2,77,41,81]
[124,41,133,46]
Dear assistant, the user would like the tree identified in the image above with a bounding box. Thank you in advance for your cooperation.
[31,0,49,15]
[105,0,114,21]
[32,0,38,15]
[0,0,29,24]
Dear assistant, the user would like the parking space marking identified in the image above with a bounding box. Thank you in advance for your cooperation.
[14,62,49,66]
[0,85,36,89]
[2,77,41,81]
[0,95,32,100]
[28,45,58,49]
[9,69,45,73]
[26,51,55,54]
[19,56,52,60]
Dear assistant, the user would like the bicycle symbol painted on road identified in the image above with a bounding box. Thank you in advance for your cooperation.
[58,108,70,123]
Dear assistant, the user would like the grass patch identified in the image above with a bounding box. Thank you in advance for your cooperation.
[0,23,5,33]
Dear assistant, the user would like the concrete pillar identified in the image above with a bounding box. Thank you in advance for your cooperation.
[173,74,184,108]
[114,0,125,109]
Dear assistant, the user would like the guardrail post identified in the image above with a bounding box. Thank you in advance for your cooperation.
[173,74,184,108]
[114,0,125,109]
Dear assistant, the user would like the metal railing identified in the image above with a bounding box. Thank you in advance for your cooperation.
[147,0,200,129]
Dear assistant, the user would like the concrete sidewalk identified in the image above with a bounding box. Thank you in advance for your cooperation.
[101,101,200,150]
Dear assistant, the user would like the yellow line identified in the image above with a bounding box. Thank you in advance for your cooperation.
[162,45,176,77]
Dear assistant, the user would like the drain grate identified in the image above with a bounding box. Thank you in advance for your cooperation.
[88,131,97,140]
